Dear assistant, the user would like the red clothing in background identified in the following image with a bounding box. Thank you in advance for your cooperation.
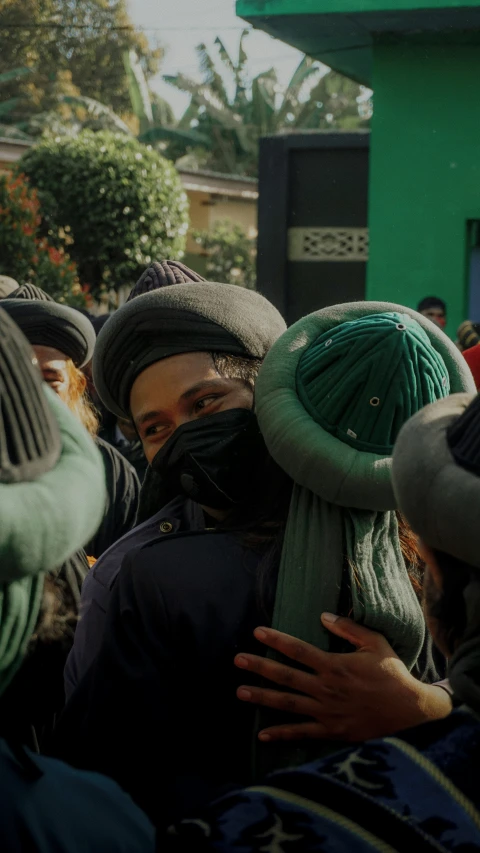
[463,343,480,389]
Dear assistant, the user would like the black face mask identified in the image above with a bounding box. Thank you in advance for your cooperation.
[151,408,267,510]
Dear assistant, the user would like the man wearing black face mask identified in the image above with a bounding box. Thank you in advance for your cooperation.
[52,280,287,825]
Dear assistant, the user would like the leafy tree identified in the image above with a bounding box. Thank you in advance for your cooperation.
[0,0,161,134]
[0,172,82,304]
[194,220,256,290]
[19,131,189,298]
[160,33,371,176]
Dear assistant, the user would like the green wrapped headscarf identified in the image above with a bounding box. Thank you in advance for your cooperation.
[0,307,107,692]
[256,302,475,667]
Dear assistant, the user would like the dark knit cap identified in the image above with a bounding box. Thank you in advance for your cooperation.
[447,394,480,477]
[127,260,206,301]
[94,282,287,418]
[0,308,61,483]
[0,299,95,368]
[10,283,54,302]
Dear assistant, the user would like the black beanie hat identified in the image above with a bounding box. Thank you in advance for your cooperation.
[0,299,96,368]
[127,260,206,301]
[10,283,54,302]
[0,307,61,483]
[447,393,480,477]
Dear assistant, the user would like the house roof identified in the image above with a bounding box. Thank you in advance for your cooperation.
[237,0,480,85]
[177,168,258,200]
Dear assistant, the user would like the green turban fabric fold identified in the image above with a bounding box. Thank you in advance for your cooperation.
[256,302,475,668]
[0,309,107,693]
[0,393,106,693]
[0,388,107,583]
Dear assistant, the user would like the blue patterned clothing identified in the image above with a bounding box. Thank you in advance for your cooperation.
[170,710,480,852]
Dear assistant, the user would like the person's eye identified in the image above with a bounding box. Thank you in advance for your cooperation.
[194,395,220,413]
[144,423,166,438]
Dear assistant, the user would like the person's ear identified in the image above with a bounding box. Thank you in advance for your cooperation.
[418,538,443,592]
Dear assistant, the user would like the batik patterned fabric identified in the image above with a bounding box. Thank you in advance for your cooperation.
[170,710,480,852]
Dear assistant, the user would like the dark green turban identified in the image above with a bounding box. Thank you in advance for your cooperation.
[0,299,95,367]
[93,282,287,418]
[256,302,474,670]
[0,307,106,693]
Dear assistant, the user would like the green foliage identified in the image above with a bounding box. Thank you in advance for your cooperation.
[194,220,256,290]
[0,172,82,304]
[163,38,372,176]
[19,131,189,297]
[0,67,33,140]
[0,0,161,134]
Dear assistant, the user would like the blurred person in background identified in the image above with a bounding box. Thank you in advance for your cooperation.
[417,295,447,329]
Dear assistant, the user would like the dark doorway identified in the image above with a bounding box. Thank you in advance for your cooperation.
[257,132,370,324]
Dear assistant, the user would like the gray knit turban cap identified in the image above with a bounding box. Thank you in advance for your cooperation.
[127,260,205,301]
[0,299,96,368]
[0,308,60,483]
[94,282,287,418]
[393,393,480,714]
[393,392,480,568]
[0,276,19,299]
[10,283,54,302]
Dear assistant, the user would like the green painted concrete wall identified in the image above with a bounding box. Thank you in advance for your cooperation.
[367,43,480,335]
[238,0,480,17]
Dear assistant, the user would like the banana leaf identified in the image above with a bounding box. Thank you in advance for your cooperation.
[0,67,32,85]
[61,96,132,134]
[123,49,153,133]
[197,43,229,107]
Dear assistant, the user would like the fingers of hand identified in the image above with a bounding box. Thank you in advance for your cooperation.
[236,685,319,719]
[258,722,328,743]
[234,653,316,695]
[320,613,393,655]
[253,626,326,671]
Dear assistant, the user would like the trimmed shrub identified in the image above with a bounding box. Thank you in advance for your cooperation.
[19,130,190,297]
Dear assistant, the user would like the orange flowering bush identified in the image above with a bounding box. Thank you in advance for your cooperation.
[0,172,84,305]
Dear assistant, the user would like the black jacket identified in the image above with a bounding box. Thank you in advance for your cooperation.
[51,529,444,829]
[87,437,140,558]
[51,530,267,825]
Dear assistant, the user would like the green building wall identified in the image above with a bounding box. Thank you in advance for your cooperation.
[367,43,480,335]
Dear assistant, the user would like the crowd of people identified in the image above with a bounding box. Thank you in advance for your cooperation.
[2,262,480,851]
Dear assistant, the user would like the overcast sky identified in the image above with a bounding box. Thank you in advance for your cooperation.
[126,0,306,118]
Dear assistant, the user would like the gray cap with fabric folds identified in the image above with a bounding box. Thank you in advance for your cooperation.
[0,308,60,483]
[0,276,19,299]
[93,282,287,418]
[392,392,480,567]
[0,298,96,368]
[10,283,54,302]
[127,259,206,300]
